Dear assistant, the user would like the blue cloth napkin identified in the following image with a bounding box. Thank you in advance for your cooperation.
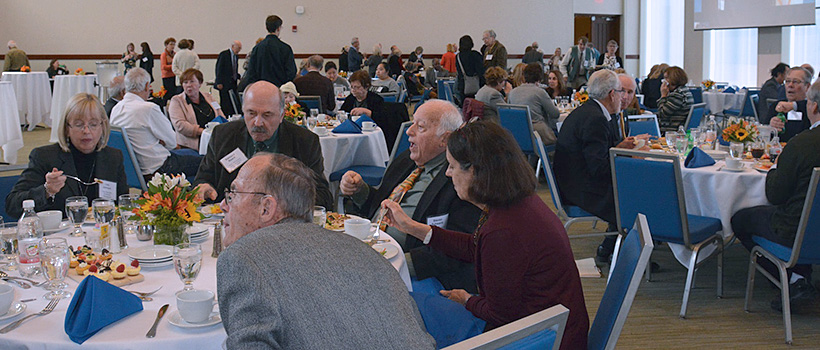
[64,276,143,344]
[212,115,228,123]
[410,292,486,348]
[332,119,363,134]
[353,115,375,128]
[723,87,735,94]
[685,147,716,168]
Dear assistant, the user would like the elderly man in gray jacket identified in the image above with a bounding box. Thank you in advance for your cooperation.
[217,152,435,349]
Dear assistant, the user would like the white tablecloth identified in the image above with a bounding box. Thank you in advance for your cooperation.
[0,221,411,349]
[0,82,24,164]
[0,72,52,131]
[49,75,98,143]
[199,127,390,179]
[702,91,744,113]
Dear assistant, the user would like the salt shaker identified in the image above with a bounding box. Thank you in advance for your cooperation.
[212,220,223,258]
[117,216,128,250]
[109,217,121,253]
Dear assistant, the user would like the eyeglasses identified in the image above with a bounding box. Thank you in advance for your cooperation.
[68,122,101,131]
[784,79,807,85]
[350,84,366,91]
[224,188,270,203]
[613,89,625,94]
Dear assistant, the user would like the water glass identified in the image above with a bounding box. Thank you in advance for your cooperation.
[65,196,88,237]
[310,109,319,118]
[40,237,71,300]
[92,198,115,224]
[0,223,18,271]
[313,206,327,228]
[174,243,202,293]
[675,137,689,159]
[118,194,140,235]
[690,129,702,148]
[307,117,318,130]
[665,131,678,152]
[729,142,745,159]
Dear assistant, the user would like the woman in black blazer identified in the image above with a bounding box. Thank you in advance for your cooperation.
[340,70,384,119]
[6,93,128,219]
[455,35,486,105]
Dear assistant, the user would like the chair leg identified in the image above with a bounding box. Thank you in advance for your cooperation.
[716,241,724,298]
[535,158,542,180]
[744,252,757,312]
[680,245,700,319]
[778,264,793,345]
[645,257,652,282]
[592,220,598,230]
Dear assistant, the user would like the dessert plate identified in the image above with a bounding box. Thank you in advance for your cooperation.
[127,245,173,261]
[372,243,399,260]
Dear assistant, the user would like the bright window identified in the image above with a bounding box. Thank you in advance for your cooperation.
[785,7,820,76]
[704,28,758,87]
[641,0,685,77]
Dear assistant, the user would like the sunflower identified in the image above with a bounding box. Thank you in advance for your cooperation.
[734,129,748,141]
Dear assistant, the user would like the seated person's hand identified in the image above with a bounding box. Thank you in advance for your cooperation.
[440,289,471,305]
[195,183,218,202]
[775,101,794,113]
[382,200,430,239]
[44,168,66,197]
[350,107,371,117]
[339,171,363,196]
[615,136,637,149]
[770,116,785,131]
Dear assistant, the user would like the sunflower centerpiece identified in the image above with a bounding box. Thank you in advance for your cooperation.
[722,119,758,155]
[284,102,305,125]
[133,173,204,245]
[574,89,589,104]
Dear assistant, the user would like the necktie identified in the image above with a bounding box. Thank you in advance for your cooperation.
[379,167,424,231]
[619,112,627,139]
[254,141,267,154]
[232,53,237,81]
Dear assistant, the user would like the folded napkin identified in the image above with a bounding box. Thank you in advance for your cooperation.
[353,115,375,128]
[685,147,716,168]
[212,115,228,124]
[64,276,143,344]
[723,87,735,94]
[332,119,363,134]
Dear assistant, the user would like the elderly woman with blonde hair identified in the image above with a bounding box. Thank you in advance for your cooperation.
[6,93,128,219]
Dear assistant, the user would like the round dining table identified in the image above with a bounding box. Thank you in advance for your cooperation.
[0,220,410,349]
[702,91,744,113]
[0,72,52,131]
[0,81,24,164]
[49,75,98,143]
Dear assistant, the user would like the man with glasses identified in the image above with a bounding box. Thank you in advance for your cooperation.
[217,153,434,349]
[763,67,812,142]
[194,81,332,209]
[554,69,638,265]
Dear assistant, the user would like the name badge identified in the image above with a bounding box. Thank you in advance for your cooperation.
[98,179,117,201]
[787,110,802,121]
[210,101,222,111]
[485,54,493,61]
[220,148,248,173]
[426,214,449,228]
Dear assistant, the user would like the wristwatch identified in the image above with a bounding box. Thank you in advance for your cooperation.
[44,183,56,201]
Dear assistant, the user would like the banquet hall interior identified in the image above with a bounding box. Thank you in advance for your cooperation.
[2,0,820,348]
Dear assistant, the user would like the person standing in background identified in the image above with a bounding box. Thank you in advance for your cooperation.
[215,40,243,115]
[139,42,154,83]
[122,43,137,74]
[244,15,297,87]
[160,37,177,98]
[347,37,363,73]
[481,30,507,70]
[4,40,30,72]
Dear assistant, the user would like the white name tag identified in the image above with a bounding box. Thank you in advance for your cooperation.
[220,148,248,174]
[426,214,449,228]
[787,110,802,121]
[99,180,117,201]
[210,101,221,111]
[485,54,493,61]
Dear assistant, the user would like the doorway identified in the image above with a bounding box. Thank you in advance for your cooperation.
[574,14,621,54]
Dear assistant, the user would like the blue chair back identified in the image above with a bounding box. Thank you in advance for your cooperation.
[685,103,707,129]
[610,149,692,246]
[739,90,759,118]
[414,88,432,113]
[388,121,412,167]
[442,305,568,350]
[589,214,654,350]
[751,95,760,120]
[380,92,398,103]
[497,104,536,155]
[786,168,820,265]
[108,127,147,191]
[0,173,21,222]
[689,87,703,104]
[627,115,661,137]
[437,79,455,103]
[300,96,322,112]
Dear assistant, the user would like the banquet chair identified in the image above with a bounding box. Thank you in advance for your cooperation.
[379,92,398,103]
[724,89,759,119]
[684,102,707,130]
[689,87,703,104]
[442,304,568,350]
[108,126,148,191]
[534,132,605,237]
[610,149,724,318]
[300,95,323,113]
[414,87,433,113]
[627,115,661,137]
[744,167,820,345]
[437,79,455,103]
[228,89,241,115]
[0,165,25,222]
[387,121,412,168]
[589,214,654,350]
[497,103,536,158]
[750,95,760,121]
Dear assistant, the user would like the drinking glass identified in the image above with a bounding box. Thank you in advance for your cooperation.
[729,142,745,159]
[665,131,678,152]
[750,141,765,159]
[690,129,702,148]
[40,237,71,300]
[307,117,318,130]
[313,206,327,228]
[173,243,202,293]
[310,109,319,118]
[92,199,115,225]
[675,137,689,160]
[0,223,18,271]
[768,144,782,162]
[118,194,140,235]
[65,196,88,237]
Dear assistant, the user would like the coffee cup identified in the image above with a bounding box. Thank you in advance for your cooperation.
[314,126,328,136]
[39,210,63,230]
[176,289,216,323]
[362,121,376,131]
[725,157,742,170]
[344,218,371,240]
[0,281,13,316]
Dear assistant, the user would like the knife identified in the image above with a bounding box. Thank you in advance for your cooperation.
[146,304,169,338]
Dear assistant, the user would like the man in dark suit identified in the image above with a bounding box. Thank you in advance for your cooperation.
[731,79,820,312]
[340,100,482,292]
[554,69,636,263]
[763,67,812,142]
[194,81,332,209]
[215,40,242,116]
[759,63,788,117]
[243,15,296,87]
[104,76,125,117]
[293,55,335,114]
[347,37,363,73]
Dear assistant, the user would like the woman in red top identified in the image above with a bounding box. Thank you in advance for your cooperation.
[383,121,588,349]
[160,37,177,97]
[440,43,457,73]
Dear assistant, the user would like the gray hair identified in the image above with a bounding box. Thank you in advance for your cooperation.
[807,80,820,105]
[587,69,621,101]
[789,66,813,85]
[419,99,463,136]
[7,40,16,49]
[308,55,323,69]
[108,76,126,98]
[243,81,285,115]
[124,68,151,93]
[351,37,359,45]
[254,153,316,222]
[484,30,497,39]
[372,45,382,56]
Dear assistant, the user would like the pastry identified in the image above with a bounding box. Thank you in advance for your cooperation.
[111,263,127,279]
[75,262,89,275]
[126,260,141,276]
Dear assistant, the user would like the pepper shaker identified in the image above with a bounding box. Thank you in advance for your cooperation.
[117,216,128,250]
[212,220,223,258]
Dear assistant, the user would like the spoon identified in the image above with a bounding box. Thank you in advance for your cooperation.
[0,271,46,287]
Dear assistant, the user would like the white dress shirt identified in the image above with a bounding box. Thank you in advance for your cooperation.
[110,92,177,174]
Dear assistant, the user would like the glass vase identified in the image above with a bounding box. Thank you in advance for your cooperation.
[153,222,190,246]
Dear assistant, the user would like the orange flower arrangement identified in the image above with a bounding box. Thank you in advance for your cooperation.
[152,86,167,99]
[133,173,203,245]
[74,68,85,75]
[702,80,715,90]
[284,102,305,124]
[574,90,589,104]
[20,66,30,72]
[722,119,758,143]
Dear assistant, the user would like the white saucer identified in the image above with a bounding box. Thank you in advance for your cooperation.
[721,166,745,172]
[372,244,399,260]
[0,302,26,321]
[127,245,173,261]
[168,310,221,328]
[44,221,71,234]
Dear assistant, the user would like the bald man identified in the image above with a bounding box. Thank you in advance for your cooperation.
[215,40,242,115]
[4,40,29,72]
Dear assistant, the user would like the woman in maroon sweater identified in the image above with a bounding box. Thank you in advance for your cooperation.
[383,121,589,349]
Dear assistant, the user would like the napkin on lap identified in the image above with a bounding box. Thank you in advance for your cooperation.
[353,115,374,128]
[332,119,363,134]
[212,115,228,123]
[685,147,716,168]
[64,276,143,344]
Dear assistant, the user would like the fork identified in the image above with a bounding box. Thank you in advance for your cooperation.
[0,271,46,287]
[64,175,100,186]
[126,286,162,298]
[0,298,60,333]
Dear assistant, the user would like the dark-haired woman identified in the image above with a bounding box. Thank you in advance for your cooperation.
[139,42,154,83]
[454,35,485,104]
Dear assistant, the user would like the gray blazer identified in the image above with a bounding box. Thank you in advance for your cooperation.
[217,218,435,349]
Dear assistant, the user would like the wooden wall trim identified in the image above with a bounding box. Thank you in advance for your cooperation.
[2,53,640,60]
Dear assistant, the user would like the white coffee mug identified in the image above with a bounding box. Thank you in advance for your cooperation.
[176,289,216,323]
[39,210,63,230]
[344,218,371,240]
[314,126,328,136]
[725,157,742,170]
[0,281,13,316]
[362,121,376,131]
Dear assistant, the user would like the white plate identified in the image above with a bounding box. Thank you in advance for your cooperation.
[372,244,398,260]
[326,214,362,232]
[186,224,208,235]
[127,245,173,261]
[200,205,224,218]
[136,259,174,268]
[168,310,222,328]
[43,221,71,234]
[0,302,26,321]
[720,166,746,172]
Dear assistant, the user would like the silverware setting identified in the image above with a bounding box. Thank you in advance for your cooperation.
[0,271,47,288]
[0,297,60,333]
[127,286,162,302]
[146,304,169,338]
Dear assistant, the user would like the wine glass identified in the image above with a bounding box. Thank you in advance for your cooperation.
[675,136,689,160]
[665,131,678,152]
[118,194,140,235]
[40,237,71,300]
[65,196,88,237]
[173,243,202,293]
